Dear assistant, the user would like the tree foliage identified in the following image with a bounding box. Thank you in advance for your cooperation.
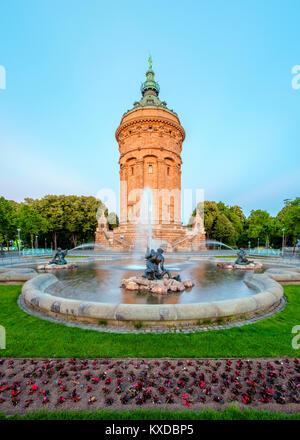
[0,197,16,245]
[15,204,47,248]
[0,194,298,250]
[0,195,106,249]
[278,197,300,244]
[190,197,299,248]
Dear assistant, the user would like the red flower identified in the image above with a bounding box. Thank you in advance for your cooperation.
[182,393,192,407]
[242,394,251,404]
[71,389,81,402]
[28,384,38,395]
[11,390,22,397]
[0,385,9,393]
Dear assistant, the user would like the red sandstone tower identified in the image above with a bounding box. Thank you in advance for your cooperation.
[96,59,205,251]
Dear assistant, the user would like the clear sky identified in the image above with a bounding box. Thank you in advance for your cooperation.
[0,0,299,219]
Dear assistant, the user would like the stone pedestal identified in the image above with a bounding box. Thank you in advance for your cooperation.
[37,263,78,271]
[217,262,263,270]
[121,276,194,295]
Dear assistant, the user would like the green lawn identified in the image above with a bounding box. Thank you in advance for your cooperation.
[0,285,299,358]
[64,255,89,258]
[1,407,299,420]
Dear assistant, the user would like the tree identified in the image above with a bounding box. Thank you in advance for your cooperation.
[247,209,281,247]
[0,197,16,248]
[213,213,236,245]
[79,196,105,243]
[278,198,300,245]
[230,205,246,225]
[190,201,246,245]
[63,195,84,248]
[29,196,65,250]
[107,212,119,230]
[16,204,47,248]
[190,201,219,239]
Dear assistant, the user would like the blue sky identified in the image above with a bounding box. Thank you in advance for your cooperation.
[0,0,299,219]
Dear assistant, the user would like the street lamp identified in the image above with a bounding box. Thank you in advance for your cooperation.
[248,241,251,251]
[257,237,260,248]
[17,228,21,256]
[282,229,285,256]
[35,235,38,250]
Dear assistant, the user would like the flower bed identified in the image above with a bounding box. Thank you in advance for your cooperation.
[0,358,299,415]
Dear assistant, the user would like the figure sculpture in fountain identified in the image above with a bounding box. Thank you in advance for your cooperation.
[49,247,68,265]
[142,247,180,281]
[37,247,77,271]
[122,246,190,293]
[234,248,252,265]
[143,248,158,280]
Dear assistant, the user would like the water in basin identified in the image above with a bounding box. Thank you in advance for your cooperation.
[46,259,260,305]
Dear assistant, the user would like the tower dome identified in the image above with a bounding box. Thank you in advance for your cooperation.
[130,57,170,111]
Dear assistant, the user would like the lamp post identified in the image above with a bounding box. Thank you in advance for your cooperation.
[257,237,260,249]
[35,235,38,250]
[248,241,251,251]
[17,228,21,256]
[282,229,285,256]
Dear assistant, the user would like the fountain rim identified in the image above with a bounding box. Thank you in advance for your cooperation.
[21,272,283,327]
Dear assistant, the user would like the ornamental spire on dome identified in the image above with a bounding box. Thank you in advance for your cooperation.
[128,57,177,114]
[141,56,160,97]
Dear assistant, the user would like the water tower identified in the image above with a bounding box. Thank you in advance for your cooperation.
[96,58,205,251]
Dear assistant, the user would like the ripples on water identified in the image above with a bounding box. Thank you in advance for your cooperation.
[46,259,262,305]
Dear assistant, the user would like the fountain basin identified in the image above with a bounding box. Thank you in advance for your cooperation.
[21,272,283,328]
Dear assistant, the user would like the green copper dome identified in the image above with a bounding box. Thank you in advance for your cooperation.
[123,57,177,115]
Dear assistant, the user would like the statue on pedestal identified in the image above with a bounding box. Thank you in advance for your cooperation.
[235,248,252,265]
[49,248,68,265]
[142,247,180,281]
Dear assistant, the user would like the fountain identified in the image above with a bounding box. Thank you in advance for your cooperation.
[121,247,194,295]
[37,247,78,271]
[133,187,154,252]
[18,212,284,329]
[217,247,263,271]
